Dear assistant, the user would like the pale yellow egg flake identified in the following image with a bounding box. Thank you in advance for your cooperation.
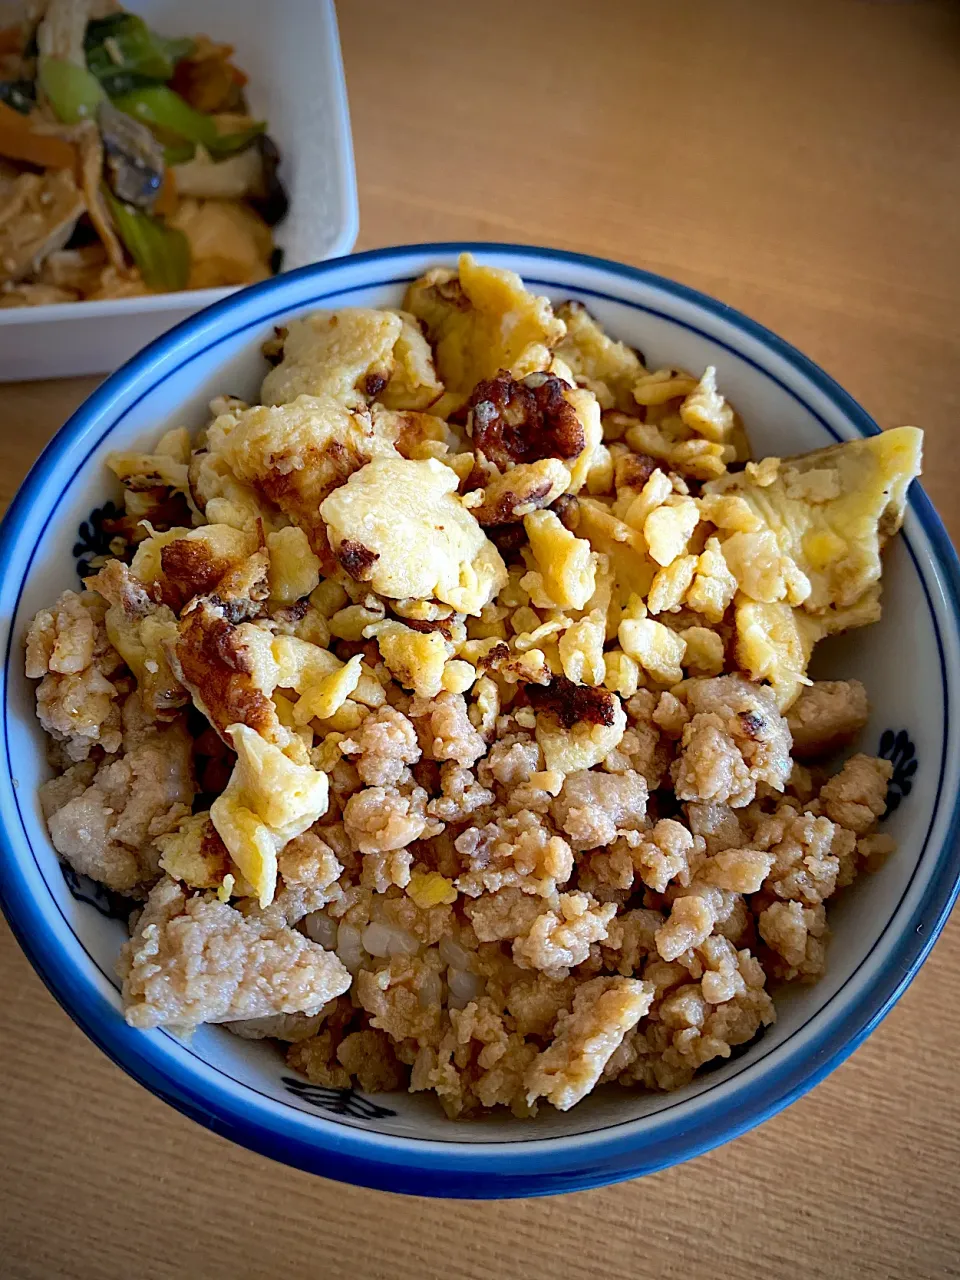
[554,299,647,412]
[574,498,657,606]
[603,649,641,698]
[535,697,627,774]
[680,626,726,677]
[705,426,923,616]
[295,654,364,724]
[734,598,817,710]
[374,620,449,697]
[618,615,686,686]
[558,610,606,686]
[403,252,565,412]
[523,510,597,611]
[130,523,259,592]
[441,658,477,695]
[644,496,700,567]
[406,871,458,909]
[562,387,605,495]
[272,634,341,691]
[618,467,673,530]
[320,456,507,615]
[211,723,330,906]
[212,393,400,548]
[678,366,735,444]
[270,634,365,725]
[155,812,226,890]
[261,307,404,407]
[191,443,281,534]
[378,310,445,412]
[685,535,738,623]
[106,443,190,496]
[266,526,322,605]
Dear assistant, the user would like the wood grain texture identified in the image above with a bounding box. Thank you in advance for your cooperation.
[1,1,958,1276]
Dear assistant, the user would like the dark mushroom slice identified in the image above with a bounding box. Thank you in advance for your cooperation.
[247,135,288,228]
[98,99,165,210]
[0,80,35,114]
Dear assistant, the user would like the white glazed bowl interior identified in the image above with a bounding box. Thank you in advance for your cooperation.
[2,244,959,1197]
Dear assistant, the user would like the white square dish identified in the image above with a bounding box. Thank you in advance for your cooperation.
[0,0,358,381]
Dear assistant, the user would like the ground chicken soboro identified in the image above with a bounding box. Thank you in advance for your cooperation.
[25,253,922,1117]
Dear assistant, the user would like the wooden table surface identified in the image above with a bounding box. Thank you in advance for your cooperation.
[2,2,959,1276]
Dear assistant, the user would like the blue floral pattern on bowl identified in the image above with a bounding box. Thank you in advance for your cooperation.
[283,1076,396,1120]
[73,500,123,585]
[62,865,131,922]
[878,729,918,816]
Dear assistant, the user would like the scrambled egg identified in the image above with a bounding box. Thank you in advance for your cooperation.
[266,527,322,606]
[734,599,818,709]
[191,444,285,533]
[469,458,571,525]
[555,300,647,412]
[404,252,565,413]
[106,425,191,496]
[563,387,604,494]
[619,614,686,685]
[211,723,329,906]
[705,427,923,616]
[271,634,358,725]
[643,496,700,567]
[574,499,657,606]
[130,524,259,595]
[261,308,404,407]
[536,697,627,774]
[297,654,364,723]
[320,456,507,614]
[702,427,922,705]
[686,535,738,623]
[30,249,942,1121]
[678,366,736,444]
[406,871,458,909]
[155,812,245,892]
[374,621,449,697]
[210,393,400,547]
[28,250,930,1115]
[603,649,641,698]
[558,610,606,686]
[523,510,597,610]
[379,311,445,412]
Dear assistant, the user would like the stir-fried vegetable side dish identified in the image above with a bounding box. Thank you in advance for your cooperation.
[0,0,288,306]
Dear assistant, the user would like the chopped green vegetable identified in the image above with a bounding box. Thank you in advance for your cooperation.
[111,84,264,159]
[163,140,197,166]
[89,72,156,97]
[104,188,190,291]
[206,124,265,159]
[111,84,208,142]
[85,14,194,94]
[39,55,105,124]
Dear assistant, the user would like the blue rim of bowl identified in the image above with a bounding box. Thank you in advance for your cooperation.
[1,242,959,1199]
